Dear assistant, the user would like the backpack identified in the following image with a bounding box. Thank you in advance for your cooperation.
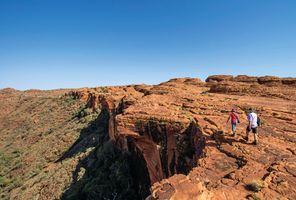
[257,117,261,127]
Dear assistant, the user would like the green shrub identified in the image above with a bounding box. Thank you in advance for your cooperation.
[0,176,10,187]
[252,193,261,200]
[101,87,109,93]
[64,98,74,106]
[246,180,265,192]
[0,152,13,166]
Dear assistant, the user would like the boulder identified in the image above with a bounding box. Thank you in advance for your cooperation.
[258,76,282,86]
[282,78,296,85]
[205,75,234,82]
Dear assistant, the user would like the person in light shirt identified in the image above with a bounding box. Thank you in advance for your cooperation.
[244,108,258,145]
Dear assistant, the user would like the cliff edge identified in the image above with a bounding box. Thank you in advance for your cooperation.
[0,75,295,200]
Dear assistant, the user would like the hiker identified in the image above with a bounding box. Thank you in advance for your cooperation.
[226,108,240,136]
[244,108,259,145]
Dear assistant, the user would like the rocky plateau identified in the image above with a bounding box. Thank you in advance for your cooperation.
[0,75,296,200]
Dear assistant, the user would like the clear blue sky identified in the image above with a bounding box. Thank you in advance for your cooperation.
[1,0,296,90]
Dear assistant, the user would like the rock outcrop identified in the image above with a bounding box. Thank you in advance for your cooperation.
[1,75,296,200]
[62,76,296,199]
[207,75,296,100]
[66,79,207,186]
[206,75,296,86]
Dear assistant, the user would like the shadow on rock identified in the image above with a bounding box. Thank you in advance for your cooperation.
[60,141,149,200]
[59,108,151,200]
[55,109,109,163]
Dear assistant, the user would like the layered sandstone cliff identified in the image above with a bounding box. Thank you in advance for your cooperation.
[207,75,296,100]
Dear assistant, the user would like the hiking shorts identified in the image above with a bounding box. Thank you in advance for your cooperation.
[246,126,257,134]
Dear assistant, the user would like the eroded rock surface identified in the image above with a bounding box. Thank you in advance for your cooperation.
[207,75,296,100]
[1,76,296,200]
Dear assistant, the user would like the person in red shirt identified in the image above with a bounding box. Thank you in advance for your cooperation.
[226,108,240,136]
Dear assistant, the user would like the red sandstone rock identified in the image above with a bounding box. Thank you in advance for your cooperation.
[233,75,258,83]
[282,77,296,85]
[258,76,283,86]
[61,76,296,199]
[205,75,234,82]
[207,75,296,101]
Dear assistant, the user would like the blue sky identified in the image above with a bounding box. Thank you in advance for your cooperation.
[1,0,296,90]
